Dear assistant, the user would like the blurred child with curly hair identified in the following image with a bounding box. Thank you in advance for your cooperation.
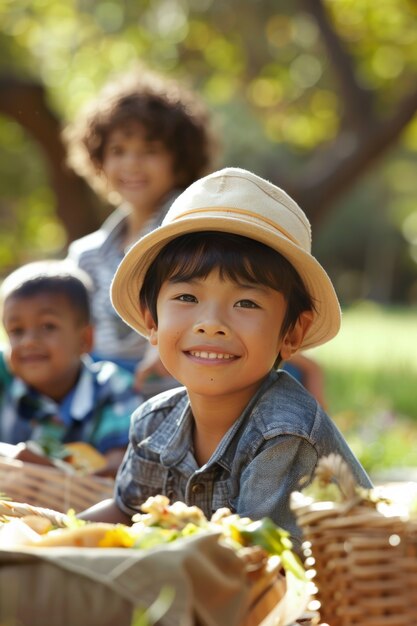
[64,67,218,396]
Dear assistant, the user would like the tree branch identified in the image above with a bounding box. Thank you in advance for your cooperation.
[0,76,102,243]
[300,0,375,130]
[295,84,417,226]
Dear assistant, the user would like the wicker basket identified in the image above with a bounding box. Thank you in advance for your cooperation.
[0,456,114,513]
[0,498,69,526]
[292,454,417,626]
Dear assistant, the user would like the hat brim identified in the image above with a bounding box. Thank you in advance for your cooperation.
[111,212,341,351]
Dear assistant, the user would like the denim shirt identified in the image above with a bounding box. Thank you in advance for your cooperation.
[116,369,372,548]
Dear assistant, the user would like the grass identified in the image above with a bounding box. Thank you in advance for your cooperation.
[308,301,417,475]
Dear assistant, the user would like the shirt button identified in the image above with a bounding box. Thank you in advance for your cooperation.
[191,483,204,494]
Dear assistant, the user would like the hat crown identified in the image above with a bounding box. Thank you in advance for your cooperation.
[164,168,312,252]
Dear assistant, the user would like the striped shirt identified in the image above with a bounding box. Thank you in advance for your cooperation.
[67,194,179,366]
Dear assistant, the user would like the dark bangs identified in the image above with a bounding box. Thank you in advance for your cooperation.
[8,277,91,325]
[140,232,315,335]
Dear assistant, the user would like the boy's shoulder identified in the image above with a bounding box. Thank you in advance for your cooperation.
[127,385,187,447]
[67,208,128,259]
[247,370,322,436]
[68,230,107,257]
[69,358,140,420]
[131,385,187,422]
[83,357,135,390]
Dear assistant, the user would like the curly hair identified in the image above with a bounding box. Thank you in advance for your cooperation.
[63,67,219,197]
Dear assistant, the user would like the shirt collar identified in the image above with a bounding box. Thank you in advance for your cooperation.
[142,372,278,470]
[143,394,192,466]
[98,190,183,255]
[98,206,130,254]
[66,358,95,421]
[8,357,96,425]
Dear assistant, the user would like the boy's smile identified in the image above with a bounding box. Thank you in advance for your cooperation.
[188,350,236,361]
[146,269,298,405]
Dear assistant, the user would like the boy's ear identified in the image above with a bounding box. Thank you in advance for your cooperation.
[143,309,158,346]
[80,324,94,355]
[279,310,314,361]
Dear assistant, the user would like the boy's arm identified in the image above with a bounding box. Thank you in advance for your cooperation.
[236,438,317,552]
[77,497,132,524]
[235,435,371,552]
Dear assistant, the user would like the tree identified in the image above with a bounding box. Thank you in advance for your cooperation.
[1,0,417,300]
[0,75,102,241]
[294,0,417,227]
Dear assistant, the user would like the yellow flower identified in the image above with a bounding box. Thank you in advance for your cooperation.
[99,525,137,548]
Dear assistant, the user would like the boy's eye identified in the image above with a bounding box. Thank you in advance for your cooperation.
[235,299,259,309]
[41,322,58,331]
[176,293,197,303]
[108,144,123,156]
[7,327,23,338]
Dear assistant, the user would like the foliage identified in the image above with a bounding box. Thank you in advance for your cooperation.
[0,117,65,271]
[311,302,417,474]
[0,0,417,301]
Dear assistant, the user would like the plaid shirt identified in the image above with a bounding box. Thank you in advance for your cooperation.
[0,351,140,453]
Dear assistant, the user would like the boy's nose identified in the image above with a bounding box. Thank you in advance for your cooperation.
[20,328,40,344]
[192,318,229,337]
[126,150,145,167]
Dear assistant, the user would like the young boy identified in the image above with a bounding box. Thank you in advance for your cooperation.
[64,67,217,395]
[81,168,372,548]
[0,260,140,477]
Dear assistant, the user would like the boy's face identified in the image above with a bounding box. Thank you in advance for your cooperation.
[102,123,178,216]
[144,269,309,404]
[2,292,93,401]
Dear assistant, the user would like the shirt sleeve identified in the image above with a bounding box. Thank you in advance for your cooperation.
[113,399,175,516]
[114,430,168,517]
[234,435,318,552]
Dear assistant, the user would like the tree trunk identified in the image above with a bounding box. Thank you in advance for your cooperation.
[0,76,103,243]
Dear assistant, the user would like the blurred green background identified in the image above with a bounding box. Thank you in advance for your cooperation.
[1,0,417,474]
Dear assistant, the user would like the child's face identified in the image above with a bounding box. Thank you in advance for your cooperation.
[102,123,178,215]
[145,269,306,403]
[2,292,93,401]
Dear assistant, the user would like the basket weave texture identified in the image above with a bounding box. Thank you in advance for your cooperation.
[292,454,417,626]
[0,456,114,513]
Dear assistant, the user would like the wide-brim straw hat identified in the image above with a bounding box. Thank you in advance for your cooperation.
[111,167,341,350]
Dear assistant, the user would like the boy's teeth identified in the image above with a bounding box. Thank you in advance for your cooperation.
[191,351,233,360]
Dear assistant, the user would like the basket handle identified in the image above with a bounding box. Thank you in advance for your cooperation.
[0,500,70,527]
[308,453,361,502]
